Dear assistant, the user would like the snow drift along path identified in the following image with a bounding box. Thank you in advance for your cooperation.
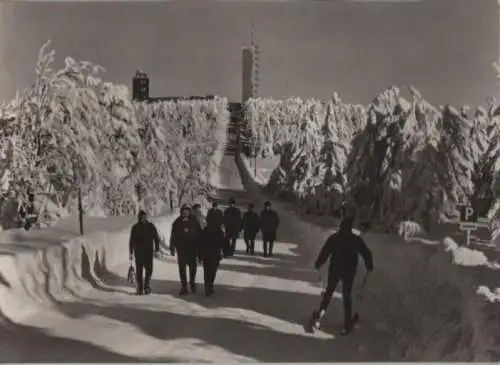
[0,154,381,362]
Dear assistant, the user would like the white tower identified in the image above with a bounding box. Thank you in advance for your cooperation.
[250,22,260,98]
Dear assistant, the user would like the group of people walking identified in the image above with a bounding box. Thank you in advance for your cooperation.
[128,199,374,335]
[128,199,280,297]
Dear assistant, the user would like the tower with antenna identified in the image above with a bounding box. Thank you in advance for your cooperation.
[250,22,260,98]
[242,22,260,102]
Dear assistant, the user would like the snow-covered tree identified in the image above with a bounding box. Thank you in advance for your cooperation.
[0,41,230,228]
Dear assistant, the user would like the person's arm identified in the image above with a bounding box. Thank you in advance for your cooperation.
[152,224,160,252]
[129,226,135,258]
[241,213,246,230]
[169,220,177,255]
[314,235,336,270]
[218,231,225,259]
[274,211,280,229]
[357,237,374,272]
[259,212,264,230]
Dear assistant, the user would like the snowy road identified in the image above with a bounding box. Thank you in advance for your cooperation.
[2,153,494,362]
[0,154,393,362]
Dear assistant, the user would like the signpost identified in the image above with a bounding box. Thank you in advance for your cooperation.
[457,204,489,246]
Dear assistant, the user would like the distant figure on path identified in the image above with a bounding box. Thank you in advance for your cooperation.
[170,205,201,296]
[259,201,280,257]
[198,212,226,296]
[206,201,223,231]
[223,198,242,255]
[242,203,259,254]
[129,210,161,295]
[311,217,374,335]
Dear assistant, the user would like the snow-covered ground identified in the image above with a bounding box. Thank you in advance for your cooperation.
[238,153,500,361]
[1,144,499,361]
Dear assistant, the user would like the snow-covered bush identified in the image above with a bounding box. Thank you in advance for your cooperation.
[0,41,229,228]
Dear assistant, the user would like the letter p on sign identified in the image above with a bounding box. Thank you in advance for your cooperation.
[459,205,477,223]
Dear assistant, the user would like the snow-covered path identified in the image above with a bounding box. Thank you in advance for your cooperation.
[3,152,497,361]
[0,154,389,362]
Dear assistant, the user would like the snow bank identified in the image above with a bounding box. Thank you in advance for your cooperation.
[0,214,176,323]
[209,121,228,189]
[442,237,500,269]
[237,152,500,361]
[240,155,270,187]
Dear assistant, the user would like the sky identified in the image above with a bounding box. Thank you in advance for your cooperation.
[0,0,497,107]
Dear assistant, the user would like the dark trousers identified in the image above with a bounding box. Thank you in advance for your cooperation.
[135,255,153,292]
[178,255,197,289]
[244,232,257,253]
[319,271,356,328]
[262,232,276,256]
[244,238,256,253]
[203,259,219,293]
[226,232,238,254]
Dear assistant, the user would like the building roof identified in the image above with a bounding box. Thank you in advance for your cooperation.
[145,95,216,103]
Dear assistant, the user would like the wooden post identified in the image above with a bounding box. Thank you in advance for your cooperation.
[254,154,257,177]
[78,186,84,236]
[465,229,471,247]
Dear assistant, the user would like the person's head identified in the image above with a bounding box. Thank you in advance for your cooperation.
[248,203,254,212]
[192,203,202,215]
[264,201,271,210]
[339,217,354,233]
[212,201,218,209]
[138,210,147,223]
[181,204,191,219]
[229,198,235,206]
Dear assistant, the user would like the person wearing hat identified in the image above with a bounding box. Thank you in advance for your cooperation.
[170,204,202,295]
[310,217,374,335]
[198,212,226,296]
[259,201,280,257]
[206,202,223,231]
[129,210,161,295]
[242,203,259,254]
[223,198,242,255]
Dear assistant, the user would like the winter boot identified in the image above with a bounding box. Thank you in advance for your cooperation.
[179,287,189,296]
[190,282,196,293]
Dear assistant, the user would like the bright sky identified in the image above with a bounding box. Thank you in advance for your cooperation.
[0,0,497,106]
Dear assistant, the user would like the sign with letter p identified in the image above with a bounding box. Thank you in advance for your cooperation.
[459,204,478,223]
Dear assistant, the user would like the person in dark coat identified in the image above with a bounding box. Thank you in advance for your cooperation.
[198,214,225,296]
[312,217,374,334]
[259,201,280,257]
[206,202,223,230]
[223,198,242,255]
[170,205,201,296]
[242,203,259,254]
[129,210,161,295]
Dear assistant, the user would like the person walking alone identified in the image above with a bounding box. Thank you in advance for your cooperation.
[170,205,201,296]
[198,214,225,296]
[129,210,161,295]
[259,201,280,257]
[242,203,259,254]
[311,217,374,335]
